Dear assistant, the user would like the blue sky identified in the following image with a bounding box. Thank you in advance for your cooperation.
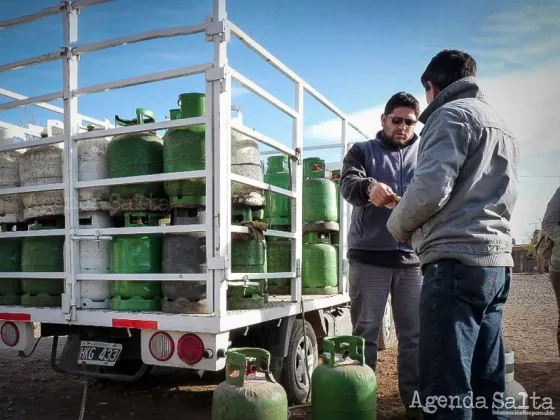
[1,0,559,243]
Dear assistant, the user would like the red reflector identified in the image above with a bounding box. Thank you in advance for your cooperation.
[0,313,31,322]
[177,333,205,365]
[112,319,158,330]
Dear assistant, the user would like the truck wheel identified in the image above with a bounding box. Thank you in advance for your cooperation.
[378,296,395,350]
[281,319,318,405]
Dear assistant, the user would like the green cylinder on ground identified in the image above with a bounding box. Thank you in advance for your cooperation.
[107,109,165,207]
[302,232,337,295]
[263,156,291,227]
[163,93,206,208]
[110,212,162,311]
[212,348,288,420]
[302,158,338,231]
[0,237,23,305]
[21,220,65,307]
[229,238,267,309]
[312,336,377,420]
[266,227,292,295]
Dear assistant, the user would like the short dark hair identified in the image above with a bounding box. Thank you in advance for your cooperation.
[384,92,420,117]
[421,49,477,92]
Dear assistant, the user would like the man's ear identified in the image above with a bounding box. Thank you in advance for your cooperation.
[381,113,387,127]
[428,81,441,98]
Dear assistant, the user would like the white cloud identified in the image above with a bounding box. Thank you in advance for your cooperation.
[478,63,560,155]
[304,2,560,244]
[304,94,428,145]
[473,2,560,67]
[305,62,560,244]
[304,62,560,155]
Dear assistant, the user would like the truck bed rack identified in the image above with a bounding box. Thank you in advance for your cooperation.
[0,0,369,335]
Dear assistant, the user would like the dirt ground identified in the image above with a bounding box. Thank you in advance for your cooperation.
[0,273,559,420]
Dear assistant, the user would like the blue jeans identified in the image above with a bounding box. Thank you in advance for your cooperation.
[415,259,511,420]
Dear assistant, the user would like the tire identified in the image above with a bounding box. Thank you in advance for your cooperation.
[378,295,396,350]
[280,319,318,405]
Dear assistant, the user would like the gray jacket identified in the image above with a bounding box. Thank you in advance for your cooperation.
[386,76,520,268]
[541,186,560,268]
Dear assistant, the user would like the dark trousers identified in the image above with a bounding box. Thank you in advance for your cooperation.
[348,260,421,405]
[414,259,511,419]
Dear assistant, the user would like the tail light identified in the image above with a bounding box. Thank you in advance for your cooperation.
[1,322,19,347]
[149,332,174,361]
[177,333,205,365]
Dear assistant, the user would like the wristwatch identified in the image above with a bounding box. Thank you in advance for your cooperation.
[366,181,376,198]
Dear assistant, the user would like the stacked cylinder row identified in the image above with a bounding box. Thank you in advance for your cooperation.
[0,92,341,312]
[264,157,340,298]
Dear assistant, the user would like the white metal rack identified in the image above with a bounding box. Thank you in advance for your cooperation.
[0,0,368,333]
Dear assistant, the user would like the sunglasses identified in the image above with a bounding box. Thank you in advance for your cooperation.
[388,116,417,126]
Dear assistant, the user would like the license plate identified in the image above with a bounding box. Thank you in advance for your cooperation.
[77,341,123,367]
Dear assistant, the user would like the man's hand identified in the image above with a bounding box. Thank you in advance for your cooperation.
[391,231,410,244]
[369,182,398,208]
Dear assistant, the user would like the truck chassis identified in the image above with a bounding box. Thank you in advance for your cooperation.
[0,0,380,404]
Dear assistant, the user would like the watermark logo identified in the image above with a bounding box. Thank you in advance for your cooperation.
[411,391,555,417]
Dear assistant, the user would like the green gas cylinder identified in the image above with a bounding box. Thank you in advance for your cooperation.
[331,169,341,183]
[0,230,23,305]
[302,232,337,295]
[266,228,292,295]
[303,157,338,232]
[163,93,206,208]
[21,219,65,307]
[110,212,162,311]
[263,156,291,227]
[107,108,165,212]
[229,238,267,309]
[212,348,288,420]
[312,336,377,420]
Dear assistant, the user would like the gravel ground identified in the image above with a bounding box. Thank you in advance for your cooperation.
[0,273,558,420]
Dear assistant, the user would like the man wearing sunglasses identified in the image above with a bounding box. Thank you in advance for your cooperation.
[340,91,423,419]
[387,49,519,419]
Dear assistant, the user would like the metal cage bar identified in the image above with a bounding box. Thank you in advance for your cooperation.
[338,119,349,294]
[0,0,112,31]
[229,68,298,119]
[209,0,231,317]
[291,81,304,303]
[0,91,63,111]
[73,23,207,55]
[62,1,81,319]
[231,123,296,158]
[203,77,216,314]
[73,64,211,97]
[0,88,110,127]
[0,0,369,330]
[73,116,206,141]
[0,50,63,74]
